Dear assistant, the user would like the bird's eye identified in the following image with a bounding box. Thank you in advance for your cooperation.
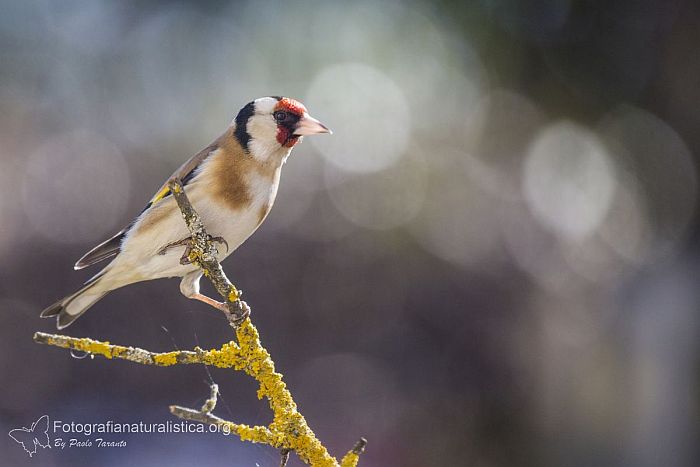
[273,111,287,122]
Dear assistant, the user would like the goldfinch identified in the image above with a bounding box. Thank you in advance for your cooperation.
[41,96,331,329]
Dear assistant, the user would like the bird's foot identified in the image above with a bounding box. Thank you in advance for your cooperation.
[227,300,251,327]
[208,235,229,253]
[158,235,229,265]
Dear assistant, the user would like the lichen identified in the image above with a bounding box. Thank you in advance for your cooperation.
[35,314,363,466]
[227,288,239,302]
[74,339,114,359]
[232,424,277,445]
[153,351,179,366]
[340,453,360,467]
[203,341,245,369]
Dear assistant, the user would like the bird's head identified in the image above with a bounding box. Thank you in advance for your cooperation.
[233,96,331,161]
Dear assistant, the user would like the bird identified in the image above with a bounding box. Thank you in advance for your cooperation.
[41,96,331,329]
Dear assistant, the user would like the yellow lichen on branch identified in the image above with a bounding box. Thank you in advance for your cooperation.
[33,317,365,466]
[32,178,366,466]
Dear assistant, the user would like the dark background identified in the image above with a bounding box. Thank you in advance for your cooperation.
[1,1,699,466]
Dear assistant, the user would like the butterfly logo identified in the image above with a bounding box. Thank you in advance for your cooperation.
[8,415,51,457]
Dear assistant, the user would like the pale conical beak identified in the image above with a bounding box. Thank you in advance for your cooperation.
[293,114,332,136]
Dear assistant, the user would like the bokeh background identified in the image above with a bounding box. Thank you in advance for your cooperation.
[1,0,699,466]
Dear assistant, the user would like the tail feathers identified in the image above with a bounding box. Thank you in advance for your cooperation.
[40,281,108,329]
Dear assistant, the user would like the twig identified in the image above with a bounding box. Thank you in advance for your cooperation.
[33,332,209,366]
[280,448,291,467]
[200,383,219,414]
[167,179,248,325]
[34,177,366,467]
[350,438,367,456]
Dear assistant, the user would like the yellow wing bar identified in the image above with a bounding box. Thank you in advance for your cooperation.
[149,186,171,205]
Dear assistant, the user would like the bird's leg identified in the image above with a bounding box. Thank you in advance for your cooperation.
[179,270,250,323]
[188,293,230,312]
[180,270,228,311]
[158,235,229,265]
[189,294,251,324]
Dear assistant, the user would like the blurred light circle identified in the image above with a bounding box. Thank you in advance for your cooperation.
[22,130,130,244]
[500,203,582,294]
[524,122,616,241]
[294,0,486,142]
[598,106,697,259]
[598,178,652,265]
[410,148,505,270]
[377,5,486,138]
[463,89,546,201]
[305,62,411,173]
[562,236,631,287]
[325,152,426,231]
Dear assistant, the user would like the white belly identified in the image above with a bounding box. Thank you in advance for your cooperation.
[108,172,277,284]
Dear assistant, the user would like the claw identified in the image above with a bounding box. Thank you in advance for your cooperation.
[228,300,250,326]
[158,237,192,256]
[158,235,229,265]
[209,236,229,253]
[179,244,194,265]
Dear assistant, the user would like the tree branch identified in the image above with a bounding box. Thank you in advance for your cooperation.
[34,178,366,467]
[167,179,248,325]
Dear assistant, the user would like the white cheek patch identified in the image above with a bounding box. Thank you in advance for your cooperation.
[247,114,278,143]
[247,113,291,162]
[249,137,291,163]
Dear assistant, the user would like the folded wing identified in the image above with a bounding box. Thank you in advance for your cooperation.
[73,141,220,270]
